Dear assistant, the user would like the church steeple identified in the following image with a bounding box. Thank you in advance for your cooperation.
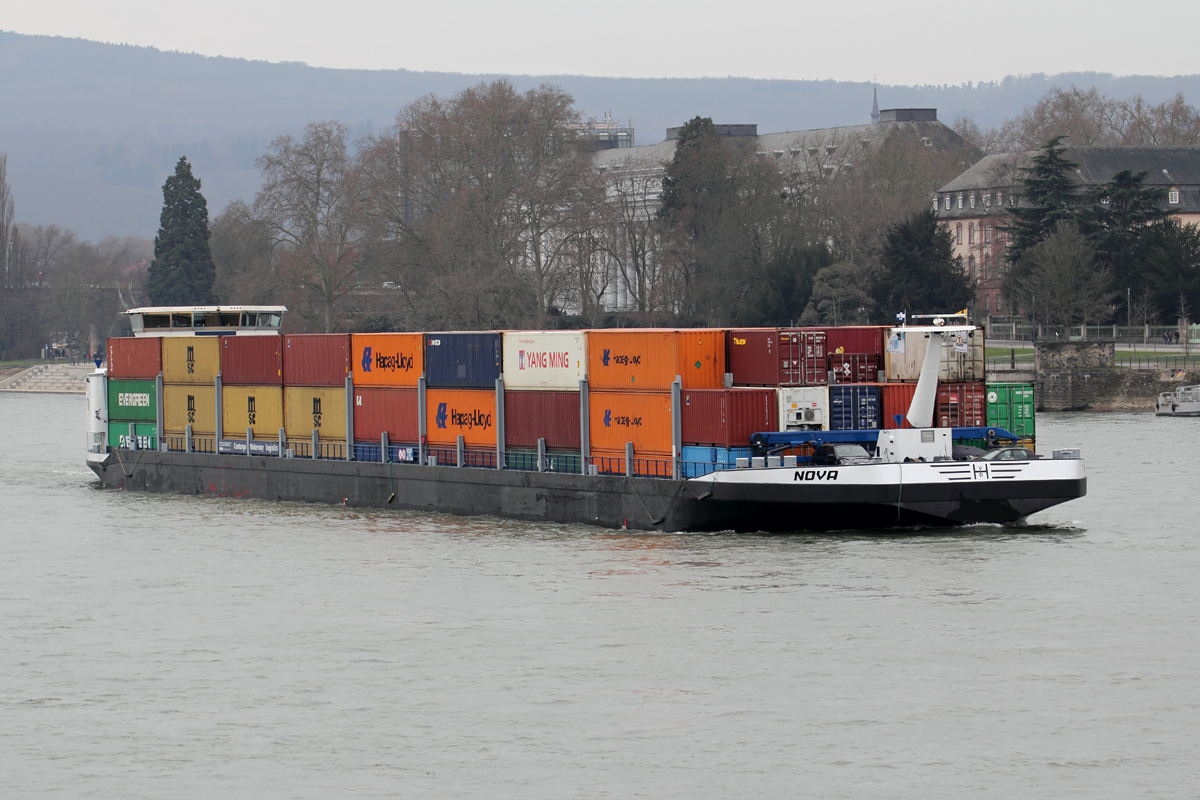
[871,85,880,124]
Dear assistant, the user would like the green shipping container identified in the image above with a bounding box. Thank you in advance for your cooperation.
[986,383,1035,438]
[108,421,157,451]
[108,378,157,422]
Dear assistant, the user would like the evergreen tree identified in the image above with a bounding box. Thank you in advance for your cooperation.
[1005,136,1080,262]
[875,208,975,320]
[147,157,216,306]
[1082,169,1168,286]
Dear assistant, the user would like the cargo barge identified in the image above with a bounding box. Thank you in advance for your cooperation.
[86,307,1085,532]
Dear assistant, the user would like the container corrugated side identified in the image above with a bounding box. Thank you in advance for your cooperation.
[885,329,985,382]
[828,385,882,430]
[779,329,827,386]
[353,387,419,443]
[675,329,727,390]
[986,383,1036,438]
[589,390,673,454]
[106,337,161,380]
[164,384,217,435]
[881,383,917,429]
[727,328,780,386]
[107,378,157,422]
[108,421,157,450]
[936,382,987,428]
[426,388,498,447]
[162,337,220,384]
[221,335,283,385]
[504,390,581,450]
[351,333,424,388]
[283,334,351,387]
[284,386,347,441]
[587,329,677,391]
[828,353,880,384]
[681,388,777,447]
[826,326,887,359]
[221,385,285,438]
[777,386,829,431]
[425,333,501,389]
[681,445,752,477]
[502,331,586,390]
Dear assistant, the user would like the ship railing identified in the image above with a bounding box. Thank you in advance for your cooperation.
[163,433,187,452]
[191,436,216,454]
[425,446,498,469]
[589,455,674,478]
[352,442,419,464]
[503,451,583,473]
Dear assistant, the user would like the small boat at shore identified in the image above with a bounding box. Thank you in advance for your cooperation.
[1156,385,1200,416]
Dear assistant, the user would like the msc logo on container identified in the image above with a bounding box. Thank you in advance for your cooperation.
[186,394,196,425]
[247,396,257,425]
[186,345,195,374]
[118,392,150,408]
[361,347,413,373]
[312,397,322,429]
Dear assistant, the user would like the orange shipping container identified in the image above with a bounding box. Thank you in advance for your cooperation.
[587,329,725,391]
[350,333,425,387]
[589,390,674,454]
[425,388,497,448]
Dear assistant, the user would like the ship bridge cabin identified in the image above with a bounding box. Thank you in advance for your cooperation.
[124,306,286,337]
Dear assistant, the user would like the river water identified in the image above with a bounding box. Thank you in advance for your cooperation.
[2,393,1197,798]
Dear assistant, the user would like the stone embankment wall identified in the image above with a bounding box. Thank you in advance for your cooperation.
[1034,342,1187,411]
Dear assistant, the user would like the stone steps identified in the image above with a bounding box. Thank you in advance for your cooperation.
[0,364,92,394]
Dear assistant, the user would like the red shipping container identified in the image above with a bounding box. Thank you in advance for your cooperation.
[353,387,419,443]
[881,383,917,429]
[106,337,161,379]
[727,328,827,386]
[283,334,351,386]
[780,329,827,386]
[936,383,987,428]
[221,335,283,385]
[828,353,880,385]
[682,388,778,447]
[504,390,582,450]
[826,326,887,359]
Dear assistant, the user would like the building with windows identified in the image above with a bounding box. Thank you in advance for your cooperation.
[936,146,1200,316]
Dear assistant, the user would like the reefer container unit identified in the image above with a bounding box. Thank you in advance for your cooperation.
[826,326,887,359]
[589,390,674,454]
[986,383,1036,438]
[425,388,498,448]
[726,328,827,386]
[351,333,424,388]
[502,331,587,390]
[353,387,420,443]
[283,334,351,387]
[881,383,918,429]
[162,337,220,384]
[164,384,217,435]
[425,333,501,389]
[221,385,285,439]
[828,353,880,385]
[107,379,157,422]
[828,385,882,430]
[284,386,347,441]
[504,390,582,450]
[681,388,777,447]
[106,337,161,380]
[777,386,829,431]
[587,329,725,391]
[108,421,157,451]
[935,383,987,428]
[885,329,985,382]
[221,336,283,385]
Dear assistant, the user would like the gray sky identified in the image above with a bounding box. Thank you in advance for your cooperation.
[7,0,1200,84]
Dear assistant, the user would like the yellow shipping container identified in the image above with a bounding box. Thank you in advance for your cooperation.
[162,336,221,384]
[222,385,284,438]
[163,383,217,435]
[284,386,347,441]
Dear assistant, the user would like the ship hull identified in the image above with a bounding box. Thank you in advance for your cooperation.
[88,451,1086,533]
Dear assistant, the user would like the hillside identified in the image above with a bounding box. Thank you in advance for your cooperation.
[4,30,1200,239]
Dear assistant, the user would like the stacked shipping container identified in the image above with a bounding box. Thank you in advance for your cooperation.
[283,335,350,448]
[106,337,161,449]
[350,333,423,454]
[221,335,284,439]
[162,337,219,437]
[502,331,585,466]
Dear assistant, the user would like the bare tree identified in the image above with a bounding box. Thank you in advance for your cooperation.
[1013,223,1114,328]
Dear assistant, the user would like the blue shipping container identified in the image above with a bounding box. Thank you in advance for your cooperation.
[829,385,881,430]
[681,445,751,477]
[425,333,502,388]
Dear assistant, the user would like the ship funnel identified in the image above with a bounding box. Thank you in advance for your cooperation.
[905,331,943,428]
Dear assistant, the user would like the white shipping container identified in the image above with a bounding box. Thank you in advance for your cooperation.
[885,329,985,382]
[778,386,829,431]
[502,331,587,390]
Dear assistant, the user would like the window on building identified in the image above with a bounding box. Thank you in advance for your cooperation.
[958,193,964,210]
[970,193,976,209]
[985,226,991,243]
[968,255,976,276]
[956,224,962,245]
[985,295,990,312]
[984,193,991,207]
[997,193,1003,206]
[1170,188,1180,204]
[968,224,975,244]
[984,252,991,280]
[933,198,939,212]
[997,295,1002,312]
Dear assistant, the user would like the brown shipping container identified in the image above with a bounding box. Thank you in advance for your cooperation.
[221,385,285,438]
[107,337,161,379]
[682,389,778,447]
[727,328,780,385]
[587,329,725,391]
[221,336,283,385]
[881,383,918,429]
[780,329,827,386]
[936,383,987,428]
[351,333,424,388]
[163,383,217,435]
[826,326,887,359]
[284,334,351,386]
[589,390,673,454]
[426,388,497,448]
[828,353,880,384]
[162,337,220,384]
[284,386,347,441]
[353,387,419,443]
[504,390,582,450]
